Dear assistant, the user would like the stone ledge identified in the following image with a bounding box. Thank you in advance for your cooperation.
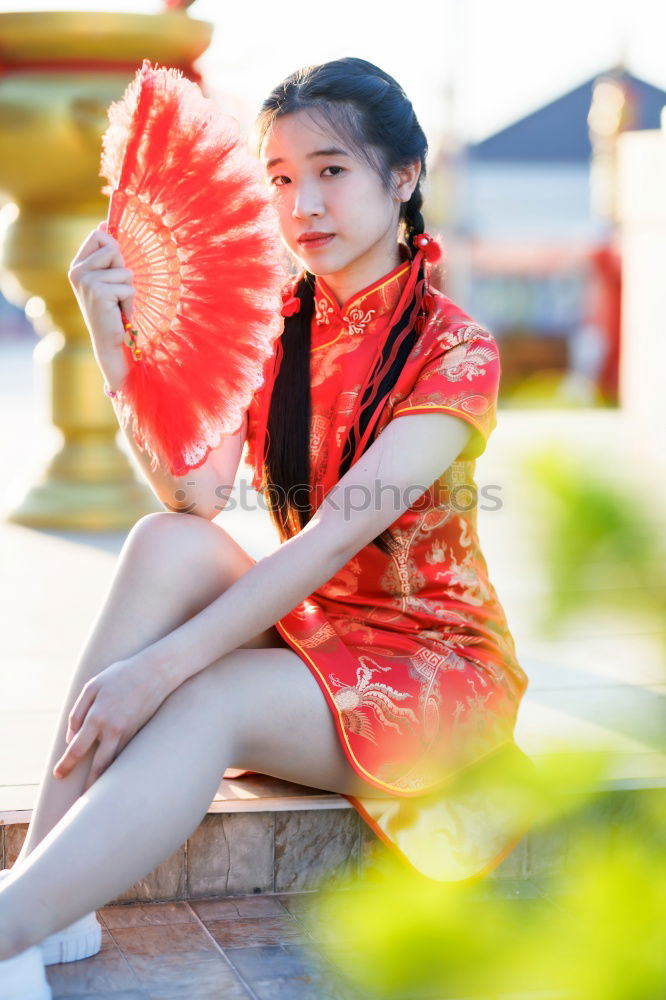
[2,773,663,902]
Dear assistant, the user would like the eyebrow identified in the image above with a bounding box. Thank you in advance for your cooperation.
[265,148,351,170]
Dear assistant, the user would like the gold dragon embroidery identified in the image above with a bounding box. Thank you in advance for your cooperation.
[330,659,418,742]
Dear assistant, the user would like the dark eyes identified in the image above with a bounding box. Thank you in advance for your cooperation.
[270,166,345,186]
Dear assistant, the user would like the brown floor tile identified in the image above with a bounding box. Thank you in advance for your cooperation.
[102,919,248,996]
[107,922,219,958]
[100,901,196,928]
[225,943,368,999]
[275,891,321,919]
[206,913,308,948]
[46,929,143,996]
[122,951,247,997]
[190,894,288,921]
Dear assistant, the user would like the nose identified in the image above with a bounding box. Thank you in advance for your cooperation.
[291,178,324,220]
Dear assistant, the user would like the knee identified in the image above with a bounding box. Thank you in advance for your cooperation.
[120,513,253,605]
[125,511,225,563]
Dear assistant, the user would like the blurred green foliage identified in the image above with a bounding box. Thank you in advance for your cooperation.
[520,443,666,640]
[302,746,665,1000]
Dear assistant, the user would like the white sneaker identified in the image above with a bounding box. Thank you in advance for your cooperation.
[0,944,52,999]
[0,869,102,965]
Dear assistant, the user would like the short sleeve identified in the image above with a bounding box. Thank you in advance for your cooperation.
[392,322,501,461]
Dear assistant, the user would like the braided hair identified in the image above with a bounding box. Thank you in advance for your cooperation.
[252,57,429,554]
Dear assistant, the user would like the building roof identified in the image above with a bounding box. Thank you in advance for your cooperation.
[470,67,666,163]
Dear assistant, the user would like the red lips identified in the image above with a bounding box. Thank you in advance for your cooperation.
[297,232,335,243]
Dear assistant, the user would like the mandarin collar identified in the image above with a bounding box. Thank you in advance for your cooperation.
[313,243,413,335]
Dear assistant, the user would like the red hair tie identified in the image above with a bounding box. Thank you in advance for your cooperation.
[413,232,442,264]
[280,295,301,317]
[280,277,302,317]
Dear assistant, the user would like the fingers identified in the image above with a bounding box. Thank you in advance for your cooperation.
[70,225,125,272]
[53,721,98,778]
[70,241,125,275]
[83,739,120,792]
[72,231,113,263]
[67,682,96,738]
[94,284,136,315]
[91,267,134,284]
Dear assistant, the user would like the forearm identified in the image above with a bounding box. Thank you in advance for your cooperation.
[145,516,345,693]
[108,394,185,511]
[100,352,186,508]
[103,356,228,517]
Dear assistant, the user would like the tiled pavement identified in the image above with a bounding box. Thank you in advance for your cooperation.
[44,879,573,1000]
[45,892,366,1000]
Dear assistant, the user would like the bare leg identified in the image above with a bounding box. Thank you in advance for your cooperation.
[13,512,288,867]
[0,643,379,958]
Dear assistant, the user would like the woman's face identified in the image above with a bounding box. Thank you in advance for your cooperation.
[260,109,418,294]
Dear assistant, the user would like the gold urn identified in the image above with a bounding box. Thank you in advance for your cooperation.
[0,10,213,529]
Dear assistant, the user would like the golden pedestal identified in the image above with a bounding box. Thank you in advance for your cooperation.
[0,10,213,529]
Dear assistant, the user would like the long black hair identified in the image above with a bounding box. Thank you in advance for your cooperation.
[252,57,429,555]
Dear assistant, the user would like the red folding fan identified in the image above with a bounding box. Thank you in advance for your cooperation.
[99,58,288,477]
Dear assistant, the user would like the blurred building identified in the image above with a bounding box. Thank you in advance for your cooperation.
[445,66,666,405]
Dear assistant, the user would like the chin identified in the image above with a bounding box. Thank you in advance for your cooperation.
[295,248,342,275]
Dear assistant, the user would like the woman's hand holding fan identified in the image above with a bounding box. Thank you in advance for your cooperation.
[98,59,288,477]
[68,224,136,392]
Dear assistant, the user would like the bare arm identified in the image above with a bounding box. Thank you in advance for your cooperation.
[143,411,474,694]
[109,387,248,520]
[69,222,247,520]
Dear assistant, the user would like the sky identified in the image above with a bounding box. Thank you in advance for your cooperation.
[2,0,665,144]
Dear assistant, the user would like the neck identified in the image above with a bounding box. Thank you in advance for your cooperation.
[319,239,404,308]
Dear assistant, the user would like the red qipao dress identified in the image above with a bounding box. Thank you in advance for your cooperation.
[240,247,535,883]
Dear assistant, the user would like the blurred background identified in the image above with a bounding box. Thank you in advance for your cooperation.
[0,5,664,996]
[3,0,666,411]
